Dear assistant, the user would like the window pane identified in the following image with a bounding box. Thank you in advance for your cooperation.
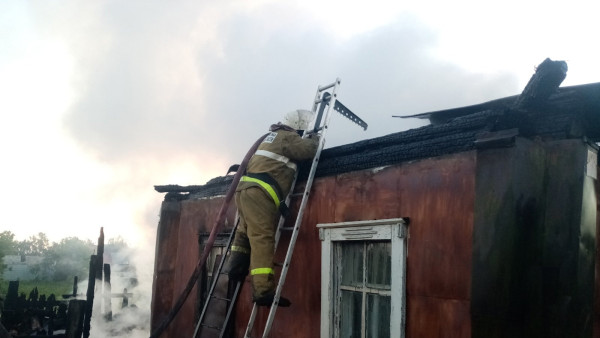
[340,290,362,338]
[366,294,391,338]
[340,241,364,287]
[366,241,391,288]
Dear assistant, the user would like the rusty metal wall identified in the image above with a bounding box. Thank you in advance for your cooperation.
[595,164,600,338]
[150,201,181,334]
[472,138,597,338]
[153,151,477,338]
[233,151,477,338]
[151,197,236,338]
[471,138,547,338]
[151,143,600,338]
[541,140,595,338]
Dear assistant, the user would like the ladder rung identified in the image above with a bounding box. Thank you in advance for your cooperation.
[211,295,232,302]
[200,323,222,330]
[289,192,304,198]
[319,81,337,91]
[280,226,295,232]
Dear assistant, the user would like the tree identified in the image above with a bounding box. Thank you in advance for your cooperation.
[0,231,17,274]
[17,232,50,256]
[105,236,129,260]
[30,232,50,255]
[34,237,95,281]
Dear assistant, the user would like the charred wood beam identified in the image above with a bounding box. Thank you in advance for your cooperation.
[103,264,112,321]
[514,58,568,110]
[154,184,205,193]
[118,289,131,308]
[110,292,134,298]
[93,229,104,320]
[83,255,97,338]
[492,59,568,136]
[73,276,78,298]
[0,322,10,338]
[66,299,86,338]
[155,176,235,194]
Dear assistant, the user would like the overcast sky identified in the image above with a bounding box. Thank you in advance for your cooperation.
[1,0,599,251]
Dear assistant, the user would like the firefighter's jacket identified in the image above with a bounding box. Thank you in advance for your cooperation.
[236,124,319,206]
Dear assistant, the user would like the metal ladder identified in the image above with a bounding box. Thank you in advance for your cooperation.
[244,78,351,338]
[193,78,366,338]
[192,214,243,338]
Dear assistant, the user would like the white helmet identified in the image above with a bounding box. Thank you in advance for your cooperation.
[283,109,314,130]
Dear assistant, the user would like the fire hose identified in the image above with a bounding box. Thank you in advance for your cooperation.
[149,133,268,338]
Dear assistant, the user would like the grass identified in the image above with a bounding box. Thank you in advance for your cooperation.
[0,279,74,300]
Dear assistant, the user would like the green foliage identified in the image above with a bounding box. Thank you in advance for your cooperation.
[17,232,50,256]
[1,233,130,282]
[0,231,17,255]
[0,279,72,299]
[39,237,96,281]
[0,231,17,275]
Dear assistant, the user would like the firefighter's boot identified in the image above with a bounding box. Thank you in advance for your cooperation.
[251,274,291,307]
[253,292,292,307]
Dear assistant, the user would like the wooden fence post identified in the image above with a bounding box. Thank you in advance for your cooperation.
[72,276,78,298]
[103,264,112,321]
[94,229,104,316]
[66,299,86,338]
[83,255,97,338]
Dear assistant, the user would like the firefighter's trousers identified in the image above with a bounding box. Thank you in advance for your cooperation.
[232,186,279,298]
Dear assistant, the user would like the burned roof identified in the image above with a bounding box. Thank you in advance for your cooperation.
[155,59,600,199]
[317,81,600,177]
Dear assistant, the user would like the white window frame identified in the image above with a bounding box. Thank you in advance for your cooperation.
[318,218,408,338]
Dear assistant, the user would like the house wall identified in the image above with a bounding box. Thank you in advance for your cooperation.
[150,198,237,338]
[542,140,596,338]
[472,137,597,338]
[151,138,600,338]
[151,151,477,338]
[150,201,181,335]
[472,138,547,338]
[235,151,477,338]
[595,162,600,338]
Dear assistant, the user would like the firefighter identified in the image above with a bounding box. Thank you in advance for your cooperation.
[225,109,319,307]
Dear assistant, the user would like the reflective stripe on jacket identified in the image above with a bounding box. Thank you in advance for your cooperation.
[237,127,318,198]
[240,175,281,208]
[251,267,274,275]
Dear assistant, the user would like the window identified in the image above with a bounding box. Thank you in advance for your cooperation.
[195,231,236,337]
[319,218,407,338]
[197,232,231,313]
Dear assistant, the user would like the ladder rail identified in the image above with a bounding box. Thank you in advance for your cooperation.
[244,78,342,338]
[219,280,242,338]
[274,173,299,250]
[260,79,341,338]
[243,168,301,337]
[192,213,239,338]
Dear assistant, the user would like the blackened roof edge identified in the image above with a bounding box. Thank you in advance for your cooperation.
[155,81,600,199]
[401,82,600,125]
